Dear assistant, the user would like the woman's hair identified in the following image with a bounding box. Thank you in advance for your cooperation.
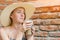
[10,7,26,26]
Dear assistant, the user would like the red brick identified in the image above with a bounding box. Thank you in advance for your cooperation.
[49,37,60,40]
[36,6,60,13]
[58,25,60,30]
[34,31,48,37]
[0,0,13,5]
[33,19,41,25]
[49,32,60,37]
[39,13,57,19]
[0,0,5,2]
[36,7,49,13]
[31,14,39,19]
[0,6,6,10]
[6,1,13,5]
[50,19,60,24]
[23,0,37,2]
[39,25,58,31]
[57,13,60,18]
[34,37,60,40]
[34,12,41,14]
[0,0,6,4]
[6,0,13,1]
[34,37,47,40]
[34,37,39,40]
[41,19,51,25]
[41,19,60,25]
[0,10,2,14]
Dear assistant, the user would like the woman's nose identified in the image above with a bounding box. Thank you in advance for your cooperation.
[21,14,24,17]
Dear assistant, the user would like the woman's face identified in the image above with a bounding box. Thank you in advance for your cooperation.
[10,7,25,23]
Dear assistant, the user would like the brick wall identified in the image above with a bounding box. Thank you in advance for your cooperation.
[0,0,60,40]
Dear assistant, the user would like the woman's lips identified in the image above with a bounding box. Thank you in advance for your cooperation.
[20,18,24,19]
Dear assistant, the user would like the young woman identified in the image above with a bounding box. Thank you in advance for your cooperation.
[0,3,35,40]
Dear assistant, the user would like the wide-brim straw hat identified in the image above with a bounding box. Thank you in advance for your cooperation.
[0,2,35,26]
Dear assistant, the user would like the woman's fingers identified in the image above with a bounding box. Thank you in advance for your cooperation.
[26,21,33,27]
[23,20,33,31]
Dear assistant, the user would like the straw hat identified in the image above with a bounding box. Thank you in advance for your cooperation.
[0,2,35,26]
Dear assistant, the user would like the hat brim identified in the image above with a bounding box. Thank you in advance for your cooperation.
[0,2,35,26]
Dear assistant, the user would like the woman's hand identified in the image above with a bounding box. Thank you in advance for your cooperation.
[23,20,35,40]
[23,20,33,31]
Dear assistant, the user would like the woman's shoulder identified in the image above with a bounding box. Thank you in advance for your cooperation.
[0,27,5,36]
[0,26,9,33]
[0,27,3,40]
[0,27,5,33]
[0,27,4,31]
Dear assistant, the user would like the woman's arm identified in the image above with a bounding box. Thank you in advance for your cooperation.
[25,28,35,40]
[0,28,10,40]
[26,34,34,40]
[23,20,35,40]
[0,28,2,40]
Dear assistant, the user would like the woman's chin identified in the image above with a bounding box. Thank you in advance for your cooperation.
[18,21,24,23]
